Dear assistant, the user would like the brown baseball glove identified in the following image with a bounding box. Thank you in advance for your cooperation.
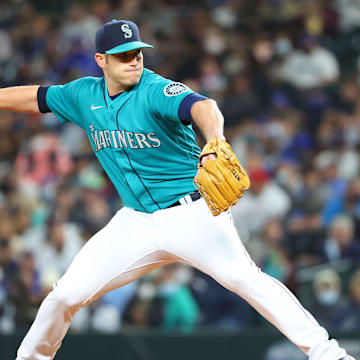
[194,138,250,216]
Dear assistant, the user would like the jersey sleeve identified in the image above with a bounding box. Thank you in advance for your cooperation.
[146,78,194,125]
[45,78,87,128]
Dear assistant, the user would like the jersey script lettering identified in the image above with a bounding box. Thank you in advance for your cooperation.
[90,128,161,152]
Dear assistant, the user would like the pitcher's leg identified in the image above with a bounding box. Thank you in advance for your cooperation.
[160,200,349,360]
[212,262,345,360]
[16,208,171,360]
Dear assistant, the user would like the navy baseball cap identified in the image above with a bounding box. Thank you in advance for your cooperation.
[95,20,153,54]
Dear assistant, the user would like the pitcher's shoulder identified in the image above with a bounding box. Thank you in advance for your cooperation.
[60,76,103,92]
[141,68,170,87]
[65,77,105,97]
[75,76,104,88]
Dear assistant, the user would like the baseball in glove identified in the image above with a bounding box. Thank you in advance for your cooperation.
[194,138,250,216]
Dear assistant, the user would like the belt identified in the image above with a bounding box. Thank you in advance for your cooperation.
[167,191,201,209]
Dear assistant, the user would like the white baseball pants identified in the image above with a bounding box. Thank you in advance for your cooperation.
[16,198,348,360]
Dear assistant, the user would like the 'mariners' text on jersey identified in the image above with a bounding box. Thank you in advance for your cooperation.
[90,126,161,152]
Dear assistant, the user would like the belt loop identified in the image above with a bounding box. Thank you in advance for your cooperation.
[166,191,201,209]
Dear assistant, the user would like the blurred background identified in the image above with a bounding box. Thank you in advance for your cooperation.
[0,0,360,359]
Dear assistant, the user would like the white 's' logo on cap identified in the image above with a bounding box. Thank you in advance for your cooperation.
[121,24,132,39]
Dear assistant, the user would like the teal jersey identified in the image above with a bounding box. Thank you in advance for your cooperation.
[45,68,201,213]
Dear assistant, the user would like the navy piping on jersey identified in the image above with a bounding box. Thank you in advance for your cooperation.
[150,176,194,182]
[123,171,146,212]
[37,86,51,113]
[102,87,108,108]
[109,93,121,101]
[178,93,208,125]
[115,94,161,211]
[101,82,145,211]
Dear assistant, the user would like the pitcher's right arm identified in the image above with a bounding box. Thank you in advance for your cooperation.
[0,85,41,113]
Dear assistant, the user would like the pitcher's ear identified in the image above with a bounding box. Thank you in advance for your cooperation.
[95,53,106,69]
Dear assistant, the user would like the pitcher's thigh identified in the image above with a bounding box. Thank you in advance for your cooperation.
[163,202,256,288]
[53,208,166,309]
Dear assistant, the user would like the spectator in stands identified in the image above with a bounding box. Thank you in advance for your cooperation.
[285,210,325,269]
[232,164,291,237]
[198,56,227,100]
[308,268,350,332]
[314,150,348,227]
[8,251,42,329]
[340,270,360,331]
[345,177,360,239]
[259,219,293,286]
[156,265,199,332]
[281,33,339,90]
[23,219,84,291]
[0,238,18,293]
[221,72,261,127]
[14,131,74,201]
[322,214,360,262]
[124,265,199,332]
[73,166,112,237]
[335,0,360,32]
[190,268,252,331]
[58,3,100,53]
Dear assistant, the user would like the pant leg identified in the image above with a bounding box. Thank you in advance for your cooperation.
[16,207,172,360]
[155,199,348,360]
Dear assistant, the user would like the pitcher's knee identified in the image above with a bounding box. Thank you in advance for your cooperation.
[218,265,263,295]
[46,285,87,314]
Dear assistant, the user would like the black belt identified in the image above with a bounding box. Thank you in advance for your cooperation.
[167,191,201,209]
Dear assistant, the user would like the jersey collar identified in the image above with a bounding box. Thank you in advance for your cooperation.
[102,72,145,108]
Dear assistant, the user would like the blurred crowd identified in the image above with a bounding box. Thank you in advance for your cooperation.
[1,0,360,335]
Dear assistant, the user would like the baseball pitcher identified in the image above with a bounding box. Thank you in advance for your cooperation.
[0,20,355,360]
